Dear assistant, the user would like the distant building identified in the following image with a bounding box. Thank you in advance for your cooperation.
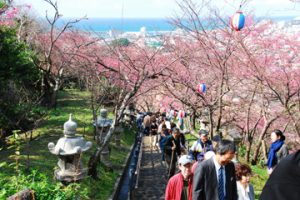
[278,16,300,34]
[139,26,147,38]
[291,16,300,26]
[108,29,124,38]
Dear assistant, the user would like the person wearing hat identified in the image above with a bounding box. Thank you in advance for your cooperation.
[188,129,214,162]
[165,155,194,200]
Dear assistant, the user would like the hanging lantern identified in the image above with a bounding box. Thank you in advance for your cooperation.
[178,110,185,118]
[230,11,245,31]
[196,83,206,93]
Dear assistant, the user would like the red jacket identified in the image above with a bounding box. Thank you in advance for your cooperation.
[165,172,193,200]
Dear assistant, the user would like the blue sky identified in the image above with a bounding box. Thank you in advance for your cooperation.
[15,0,300,18]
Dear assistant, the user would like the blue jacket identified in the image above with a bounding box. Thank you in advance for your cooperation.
[189,139,213,161]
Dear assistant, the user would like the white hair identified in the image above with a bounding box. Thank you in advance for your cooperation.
[204,151,215,160]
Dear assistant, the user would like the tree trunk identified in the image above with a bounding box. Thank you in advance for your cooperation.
[216,100,222,133]
[41,68,62,108]
[261,140,268,161]
[90,87,98,140]
[208,108,214,139]
[252,116,278,164]
[49,77,61,108]
[191,109,196,130]
[87,151,101,180]
[41,73,60,108]
[287,109,300,138]
[88,119,116,179]
[41,74,53,107]
[245,136,252,163]
[50,89,58,108]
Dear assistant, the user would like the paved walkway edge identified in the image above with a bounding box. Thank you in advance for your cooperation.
[108,142,136,200]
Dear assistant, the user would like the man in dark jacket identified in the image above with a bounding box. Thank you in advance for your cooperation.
[260,150,300,200]
[189,129,214,161]
[164,127,181,179]
[193,139,238,200]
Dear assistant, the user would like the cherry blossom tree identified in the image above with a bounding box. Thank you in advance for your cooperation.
[85,37,177,178]
[27,0,91,107]
[0,0,15,25]
[151,0,245,139]
[232,19,300,161]
[145,0,300,163]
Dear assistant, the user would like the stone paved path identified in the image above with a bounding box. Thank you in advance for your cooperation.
[132,136,168,200]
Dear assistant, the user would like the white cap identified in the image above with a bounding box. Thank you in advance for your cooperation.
[178,155,193,166]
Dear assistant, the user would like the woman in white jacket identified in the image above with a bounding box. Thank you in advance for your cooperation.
[235,163,255,200]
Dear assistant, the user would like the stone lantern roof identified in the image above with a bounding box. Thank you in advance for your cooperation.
[63,114,77,137]
[48,114,92,156]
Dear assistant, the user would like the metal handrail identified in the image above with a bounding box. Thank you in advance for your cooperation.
[134,136,143,189]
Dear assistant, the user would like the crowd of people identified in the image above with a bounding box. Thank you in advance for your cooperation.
[136,111,298,200]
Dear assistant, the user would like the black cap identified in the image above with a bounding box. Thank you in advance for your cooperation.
[199,129,208,136]
[212,135,221,142]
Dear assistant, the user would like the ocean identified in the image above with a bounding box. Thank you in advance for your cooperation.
[57,16,298,33]
[59,18,176,32]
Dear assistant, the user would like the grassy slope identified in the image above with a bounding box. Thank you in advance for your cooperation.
[0,89,136,200]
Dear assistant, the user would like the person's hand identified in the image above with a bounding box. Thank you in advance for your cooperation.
[267,168,273,175]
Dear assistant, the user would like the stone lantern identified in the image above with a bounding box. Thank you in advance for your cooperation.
[226,128,242,163]
[48,114,92,184]
[96,109,113,166]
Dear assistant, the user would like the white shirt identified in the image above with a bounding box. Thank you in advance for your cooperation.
[157,123,163,134]
[213,156,226,197]
[190,140,203,152]
[236,181,251,200]
[165,121,171,129]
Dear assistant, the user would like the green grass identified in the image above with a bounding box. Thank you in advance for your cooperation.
[0,89,136,200]
[185,132,198,148]
[251,165,268,199]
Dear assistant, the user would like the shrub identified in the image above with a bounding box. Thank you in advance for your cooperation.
[0,170,88,200]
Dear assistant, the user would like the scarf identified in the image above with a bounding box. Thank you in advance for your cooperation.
[267,140,284,169]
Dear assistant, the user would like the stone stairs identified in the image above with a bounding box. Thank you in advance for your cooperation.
[131,136,168,200]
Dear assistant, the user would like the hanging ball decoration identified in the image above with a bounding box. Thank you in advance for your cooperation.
[196,83,207,93]
[230,11,245,31]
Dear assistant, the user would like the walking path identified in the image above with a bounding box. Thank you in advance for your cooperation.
[132,136,168,200]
